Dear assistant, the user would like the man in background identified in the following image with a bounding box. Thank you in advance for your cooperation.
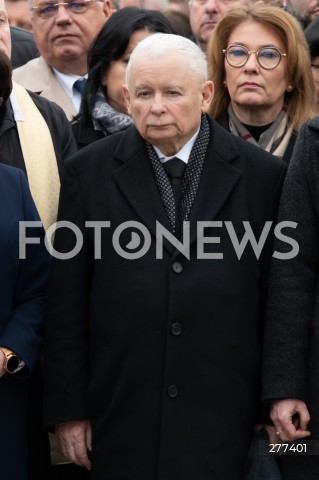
[13,0,111,119]
[189,0,248,52]
[284,0,319,27]
[5,0,32,29]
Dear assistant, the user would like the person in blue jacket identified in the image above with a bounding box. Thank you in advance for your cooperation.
[0,163,50,480]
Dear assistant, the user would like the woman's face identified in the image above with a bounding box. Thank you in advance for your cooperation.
[102,29,151,114]
[224,20,290,122]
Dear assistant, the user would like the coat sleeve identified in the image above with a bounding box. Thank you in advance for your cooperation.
[43,158,92,427]
[0,169,50,375]
[262,120,319,403]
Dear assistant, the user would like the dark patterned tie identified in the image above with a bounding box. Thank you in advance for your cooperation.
[73,78,87,94]
[147,114,210,238]
[163,157,186,239]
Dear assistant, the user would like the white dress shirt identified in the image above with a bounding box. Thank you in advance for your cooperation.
[153,128,200,165]
[53,69,87,113]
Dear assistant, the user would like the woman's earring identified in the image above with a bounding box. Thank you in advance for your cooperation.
[223,80,227,87]
[287,85,293,92]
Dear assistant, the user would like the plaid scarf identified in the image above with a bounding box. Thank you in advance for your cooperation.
[227,103,293,157]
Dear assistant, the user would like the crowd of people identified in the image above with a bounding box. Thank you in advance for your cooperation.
[1,0,319,479]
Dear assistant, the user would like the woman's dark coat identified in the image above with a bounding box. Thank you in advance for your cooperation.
[0,165,50,480]
[262,117,319,479]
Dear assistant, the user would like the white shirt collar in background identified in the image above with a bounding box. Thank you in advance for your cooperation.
[53,69,87,113]
[10,90,24,121]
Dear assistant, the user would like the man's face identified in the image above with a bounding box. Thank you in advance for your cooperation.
[30,0,111,73]
[286,0,319,24]
[5,0,32,30]
[189,0,249,52]
[0,0,11,58]
[123,53,213,156]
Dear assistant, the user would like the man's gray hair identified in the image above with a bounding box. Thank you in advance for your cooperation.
[125,33,208,86]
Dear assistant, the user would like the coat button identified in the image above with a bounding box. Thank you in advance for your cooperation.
[167,385,178,398]
[171,323,182,335]
[172,262,183,273]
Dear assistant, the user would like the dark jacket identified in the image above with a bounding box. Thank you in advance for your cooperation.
[44,116,286,480]
[0,90,77,480]
[245,429,283,480]
[0,91,77,177]
[0,164,50,480]
[10,26,39,69]
[262,117,319,479]
[72,119,104,150]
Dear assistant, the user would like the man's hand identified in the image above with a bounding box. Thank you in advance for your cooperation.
[55,420,92,470]
[270,399,311,441]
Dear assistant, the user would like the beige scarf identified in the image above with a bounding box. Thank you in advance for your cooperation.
[228,103,294,158]
[12,81,60,231]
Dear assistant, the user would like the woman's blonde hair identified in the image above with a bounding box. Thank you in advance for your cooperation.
[207,4,316,132]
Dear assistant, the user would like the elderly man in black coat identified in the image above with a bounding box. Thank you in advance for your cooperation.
[263,116,319,479]
[43,33,286,480]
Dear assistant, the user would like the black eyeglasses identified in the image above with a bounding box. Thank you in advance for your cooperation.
[223,44,287,70]
[31,0,100,18]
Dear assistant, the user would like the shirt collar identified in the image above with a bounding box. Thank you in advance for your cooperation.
[153,127,200,164]
[10,89,24,121]
[52,68,87,112]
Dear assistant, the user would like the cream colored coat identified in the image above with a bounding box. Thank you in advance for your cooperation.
[13,56,76,121]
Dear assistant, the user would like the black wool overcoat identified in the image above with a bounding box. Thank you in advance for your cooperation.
[44,116,286,480]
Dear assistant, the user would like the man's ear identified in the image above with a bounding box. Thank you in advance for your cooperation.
[102,0,112,19]
[201,81,214,113]
[122,85,131,115]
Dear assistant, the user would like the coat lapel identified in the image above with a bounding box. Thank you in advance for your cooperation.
[112,121,242,256]
[40,78,76,121]
[13,57,76,120]
[186,119,242,249]
[112,127,172,242]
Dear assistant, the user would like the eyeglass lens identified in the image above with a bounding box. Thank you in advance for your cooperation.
[225,46,282,69]
[34,0,91,18]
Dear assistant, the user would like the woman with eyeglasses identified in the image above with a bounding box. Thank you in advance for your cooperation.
[207,4,316,163]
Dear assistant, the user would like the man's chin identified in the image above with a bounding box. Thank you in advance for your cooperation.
[60,49,81,59]
[145,132,175,145]
[52,43,82,60]
[200,25,216,41]
[144,125,171,137]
